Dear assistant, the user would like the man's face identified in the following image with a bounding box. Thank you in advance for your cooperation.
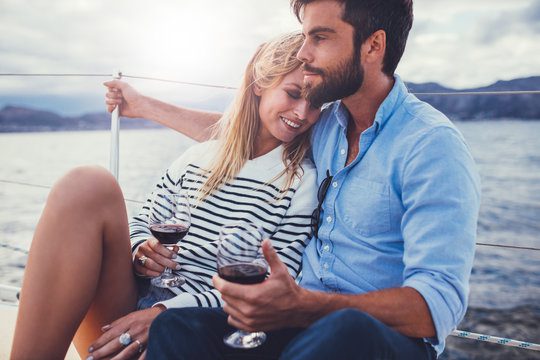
[298,0,364,107]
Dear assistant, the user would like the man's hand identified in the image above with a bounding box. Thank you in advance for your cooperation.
[214,240,436,338]
[104,80,148,118]
[213,239,311,332]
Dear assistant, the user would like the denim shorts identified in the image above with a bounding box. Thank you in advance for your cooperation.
[136,281,176,310]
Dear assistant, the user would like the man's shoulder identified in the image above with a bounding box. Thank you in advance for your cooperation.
[402,95,452,127]
[395,95,463,138]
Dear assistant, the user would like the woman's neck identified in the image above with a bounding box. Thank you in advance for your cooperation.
[251,136,282,159]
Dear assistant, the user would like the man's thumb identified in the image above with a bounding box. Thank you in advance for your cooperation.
[262,239,285,273]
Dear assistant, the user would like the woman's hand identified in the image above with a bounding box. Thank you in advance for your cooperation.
[104,80,147,118]
[87,306,165,360]
[133,238,180,277]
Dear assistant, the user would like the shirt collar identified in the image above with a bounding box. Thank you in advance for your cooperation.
[331,74,409,133]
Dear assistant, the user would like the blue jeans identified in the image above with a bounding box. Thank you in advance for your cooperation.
[147,308,437,360]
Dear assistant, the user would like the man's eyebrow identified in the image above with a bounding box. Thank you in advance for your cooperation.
[307,26,337,36]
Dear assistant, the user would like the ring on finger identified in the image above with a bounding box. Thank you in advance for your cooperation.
[138,255,148,267]
[119,332,132,346]
[134,339,144,353]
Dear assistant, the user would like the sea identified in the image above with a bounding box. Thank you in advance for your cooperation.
[0,120,539,359]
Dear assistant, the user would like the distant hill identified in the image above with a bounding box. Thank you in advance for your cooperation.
[405,76,540,120]
[1,76,539,132]
[0,106,161,133]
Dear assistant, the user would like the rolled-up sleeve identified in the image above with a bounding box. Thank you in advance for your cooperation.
[400,125,481,347]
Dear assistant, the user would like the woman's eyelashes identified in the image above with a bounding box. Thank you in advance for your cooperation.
[286,90,301,100]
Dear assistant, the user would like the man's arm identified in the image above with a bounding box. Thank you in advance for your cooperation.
[104,80,221,142]
[213,240,436,338]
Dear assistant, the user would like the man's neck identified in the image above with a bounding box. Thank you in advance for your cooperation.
[341,74,394,166]
[341,74,394,134]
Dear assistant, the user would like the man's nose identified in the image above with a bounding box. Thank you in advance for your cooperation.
[297,40,313,64]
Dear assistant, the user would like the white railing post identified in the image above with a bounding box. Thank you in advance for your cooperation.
[109,70,122,179]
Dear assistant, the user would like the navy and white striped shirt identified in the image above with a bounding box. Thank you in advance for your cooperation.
[130,140,317,309]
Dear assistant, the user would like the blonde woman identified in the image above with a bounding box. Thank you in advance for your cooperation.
[11,32,319,360]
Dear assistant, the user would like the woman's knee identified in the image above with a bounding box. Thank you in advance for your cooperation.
[48,166,123,209]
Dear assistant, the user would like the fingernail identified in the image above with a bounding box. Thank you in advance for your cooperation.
[175,264,181,270]
[101,324,111,331]
[86,356,94,360]
[88,346,94,352]
[172,253,178,259]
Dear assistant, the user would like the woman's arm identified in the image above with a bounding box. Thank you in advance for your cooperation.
[104,80,221,142]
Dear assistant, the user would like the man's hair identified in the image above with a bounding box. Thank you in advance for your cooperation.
[291,0,413,76]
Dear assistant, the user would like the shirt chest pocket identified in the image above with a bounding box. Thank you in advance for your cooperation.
[338,179,391,237]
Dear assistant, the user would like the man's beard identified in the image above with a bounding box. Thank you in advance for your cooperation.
[302,50,364,108]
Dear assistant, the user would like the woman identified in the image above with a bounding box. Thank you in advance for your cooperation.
[11,32,319,360]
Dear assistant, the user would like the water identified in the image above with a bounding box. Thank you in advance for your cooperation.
[0,121,539,359]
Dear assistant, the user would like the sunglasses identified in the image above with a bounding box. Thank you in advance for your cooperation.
[311,169,333,239]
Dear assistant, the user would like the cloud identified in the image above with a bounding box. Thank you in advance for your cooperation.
[0,0,539,112]
[476,0,540,44]
[399,0,540,88]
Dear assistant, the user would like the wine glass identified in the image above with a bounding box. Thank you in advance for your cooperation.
[217,221,268,349]
[147,191,191,288]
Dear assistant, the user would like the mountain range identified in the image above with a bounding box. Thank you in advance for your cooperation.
[1,76,538,132]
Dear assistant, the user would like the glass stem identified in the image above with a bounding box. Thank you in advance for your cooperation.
[163,267,172,277]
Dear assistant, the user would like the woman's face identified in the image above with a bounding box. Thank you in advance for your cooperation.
[256,67,321,148]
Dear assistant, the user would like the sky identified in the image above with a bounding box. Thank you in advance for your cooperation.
[0,0,539,115]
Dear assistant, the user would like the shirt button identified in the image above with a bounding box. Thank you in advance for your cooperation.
[326,216,333,223]
[323,244,330,252]
[323,263,329,269]
[332,181,338,188]
[340,149,346,155]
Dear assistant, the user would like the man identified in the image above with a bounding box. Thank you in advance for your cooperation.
[106,1,480,358]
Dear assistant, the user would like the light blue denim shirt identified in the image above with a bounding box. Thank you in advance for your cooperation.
[299,75,481,356]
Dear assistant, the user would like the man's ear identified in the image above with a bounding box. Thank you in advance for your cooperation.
[253,83,263,96]
[363,29,386,64]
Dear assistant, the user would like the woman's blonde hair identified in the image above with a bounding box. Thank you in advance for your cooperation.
[196,31,311,202]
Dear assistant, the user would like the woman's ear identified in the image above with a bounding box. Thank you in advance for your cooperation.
[253,83,263,96]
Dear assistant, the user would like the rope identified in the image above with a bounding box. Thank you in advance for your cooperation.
[1,73,539,95]
[0,179,144,204]
[1,179,539,251]
[414,90,540,96]
[0,73,111,77]
[0,243,28,255]
[0,73,238,90]
[451,330,540,351]
[475,242,540,251]
[121,75,237,90]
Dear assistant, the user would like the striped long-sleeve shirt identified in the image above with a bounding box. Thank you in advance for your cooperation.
[129,140,317,309]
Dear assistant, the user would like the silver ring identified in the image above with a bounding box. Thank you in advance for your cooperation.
[119,332,132,346]
[138,255,148,267]
[134,339,144,353]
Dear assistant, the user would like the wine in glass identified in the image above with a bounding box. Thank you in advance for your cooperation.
[148,192,191,288]
[217,221,268,349]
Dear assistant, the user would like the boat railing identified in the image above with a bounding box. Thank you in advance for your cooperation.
[0,72,539,352]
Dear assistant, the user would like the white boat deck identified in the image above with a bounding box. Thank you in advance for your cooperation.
[0,303,79,359]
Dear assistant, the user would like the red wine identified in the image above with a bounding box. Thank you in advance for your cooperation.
[150,224,189,245]
[218,264,267,284]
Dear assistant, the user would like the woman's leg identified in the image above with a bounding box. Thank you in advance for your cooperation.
[11,166,138,359]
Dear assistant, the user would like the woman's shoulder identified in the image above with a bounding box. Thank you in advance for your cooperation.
[182,140,220,158]
[300,157,316,173]
[289,157,317,194]
[166,140,219,175]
